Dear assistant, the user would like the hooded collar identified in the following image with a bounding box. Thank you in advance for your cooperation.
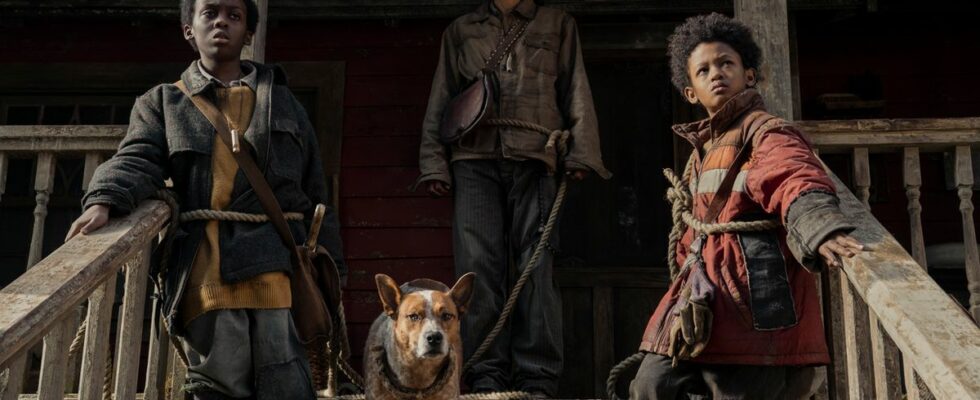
[672,88,767,147]
[475,0,538,22]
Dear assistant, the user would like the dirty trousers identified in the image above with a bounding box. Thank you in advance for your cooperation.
[628,353,823,400]
[452,159,564,396]
[180,309,315,400]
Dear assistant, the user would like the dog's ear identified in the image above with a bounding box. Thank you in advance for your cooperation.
[450,272,477,314]
[375,274,401,319]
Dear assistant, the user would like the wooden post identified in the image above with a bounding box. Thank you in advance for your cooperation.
[0,353,28,400]
[840,274,876,399]
[112,245,152,399]
[28,152,56,269]
[734,0,794,120]
[821,268,849,399]
[82,152,104,192]
[868,310,901,399]
[143,300,171,400]
[853,148,872,208]
[168,347,187,400]
[903,147,927,268]
[954,146,980,321]
[241,0,268,63]
[78,277,117,400]
[37,317,75,400]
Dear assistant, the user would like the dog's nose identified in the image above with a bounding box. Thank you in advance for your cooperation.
[426,332,443,346]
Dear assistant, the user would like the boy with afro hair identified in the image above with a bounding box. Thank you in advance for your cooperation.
[628,13,862,399]
[68,0,345,398]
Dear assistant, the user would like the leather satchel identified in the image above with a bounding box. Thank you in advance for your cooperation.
[439,19,529,145]
[175,80,342,346]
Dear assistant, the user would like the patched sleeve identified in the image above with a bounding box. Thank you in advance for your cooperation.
[745,127,854,271]
[785,190,856,271]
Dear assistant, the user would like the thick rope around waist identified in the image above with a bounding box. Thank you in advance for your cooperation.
[663,168,780,235]
[485,118,569,155]
[179,209,305,223]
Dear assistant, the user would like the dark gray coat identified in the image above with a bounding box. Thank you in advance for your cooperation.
[83,61,346,334]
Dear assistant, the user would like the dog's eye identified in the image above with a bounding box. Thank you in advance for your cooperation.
[441,313,455,321]
[407,313,422,322]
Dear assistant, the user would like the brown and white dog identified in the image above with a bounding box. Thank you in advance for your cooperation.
[364,273,476,400]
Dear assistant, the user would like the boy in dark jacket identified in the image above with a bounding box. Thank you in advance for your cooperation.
[66,0,345,398]
[628,13,863,399]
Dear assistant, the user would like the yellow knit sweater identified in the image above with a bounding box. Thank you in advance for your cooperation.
[180,85,291,326]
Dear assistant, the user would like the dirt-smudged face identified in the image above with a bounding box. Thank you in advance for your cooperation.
[375,273,475,361]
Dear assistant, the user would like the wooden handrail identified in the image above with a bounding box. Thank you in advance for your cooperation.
[800,117,980,152]
[830,170,980,398]
[0,125,124,153]
[0,200,169,367]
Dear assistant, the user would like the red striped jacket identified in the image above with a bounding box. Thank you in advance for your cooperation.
[640,89,833,366]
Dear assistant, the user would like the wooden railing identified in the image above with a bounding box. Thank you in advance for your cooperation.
[0,201,173,399]
[0,125,187,400]
[803,118,980,399]
[1,121,979,399]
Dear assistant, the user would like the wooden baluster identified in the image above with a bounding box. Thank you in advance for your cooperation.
[904,147,927,268]
[868,309,901,399]
[28,152,56,269]
[955,146,980,321]
[853,148,871,208]
[82,153,104,193]
[0,352,28,400]
[903,362,921,400]
[78,277,117,400]
[37,317,75,400]
[821,268,849,399]
[65,152,103,393]
[113,245,152,399]
[144,299,171,400]
[168,347,187,400]
[0,152,8,203]
[840,274,875,399]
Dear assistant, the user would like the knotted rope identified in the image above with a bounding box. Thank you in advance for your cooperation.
[663,155,781,279]
[606,155,781,400]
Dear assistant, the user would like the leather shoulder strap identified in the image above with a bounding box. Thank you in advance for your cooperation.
[702,111,777,224]
[174,80,299,251]
[484,18,529,72]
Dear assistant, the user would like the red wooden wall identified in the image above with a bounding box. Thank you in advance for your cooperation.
[268,20,455,366]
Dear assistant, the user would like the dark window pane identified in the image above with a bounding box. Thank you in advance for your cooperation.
[79,106,113,124]
[6,106,40,125]
[5,158,33,196]
[113,103,134,124]
[53,158,84,197]
[41,105,76,124]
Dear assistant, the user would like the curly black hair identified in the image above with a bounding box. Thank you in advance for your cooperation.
[180,0,260,34]
[667,13,763,93]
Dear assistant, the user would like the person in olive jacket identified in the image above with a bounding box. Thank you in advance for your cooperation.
[416,0,609,396]
[66,0,344,398]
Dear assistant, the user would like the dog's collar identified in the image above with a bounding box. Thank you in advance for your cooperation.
[374,345,454,398]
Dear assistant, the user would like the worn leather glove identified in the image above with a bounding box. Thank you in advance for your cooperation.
[666,261,715,366]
